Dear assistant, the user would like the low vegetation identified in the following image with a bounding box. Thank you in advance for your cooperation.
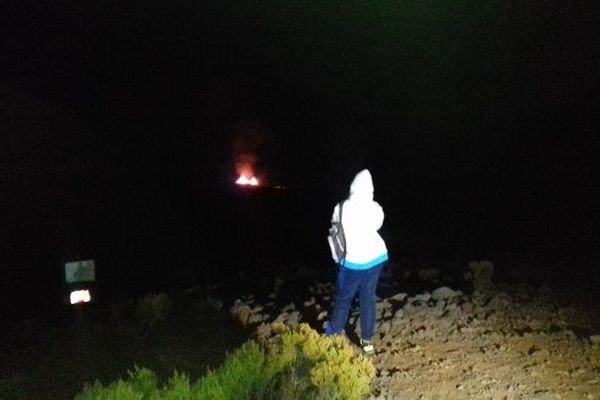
[75,323,375,400]
[0,292,246,400]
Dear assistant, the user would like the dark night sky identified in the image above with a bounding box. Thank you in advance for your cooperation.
[1,1,599,315]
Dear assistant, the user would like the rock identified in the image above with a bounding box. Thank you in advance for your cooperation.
[254,323,272,342]
[303,297,316,307]
[252,305,264,313]
[377,301,392,318]
[287,311,301,327]
[229,302,252,328]
[389,292,408,302]
[412,292,432,303]
[376,299,392,311]
[317,310,328,321]
[282,302,296,312]
[432,286,462,301]
[247,313,263,324]
[274,312,288,323]
[394,309,404,319]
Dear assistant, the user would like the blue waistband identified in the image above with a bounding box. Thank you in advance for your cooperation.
[339,253,388,270]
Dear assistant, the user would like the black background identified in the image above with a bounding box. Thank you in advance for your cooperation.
[1,1,599,320]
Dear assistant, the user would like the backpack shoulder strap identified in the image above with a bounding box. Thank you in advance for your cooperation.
[339,200,344,221]
[338,200,346,262]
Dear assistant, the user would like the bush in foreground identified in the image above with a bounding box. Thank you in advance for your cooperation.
[75,323,374,400]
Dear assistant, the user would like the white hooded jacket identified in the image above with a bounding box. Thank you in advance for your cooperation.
[330,169,388,269]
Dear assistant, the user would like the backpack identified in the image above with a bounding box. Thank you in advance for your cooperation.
[327,201,346,263]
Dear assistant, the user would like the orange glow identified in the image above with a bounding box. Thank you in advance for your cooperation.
[235,162,259,185]
[236,174,259,186]
[70,289,91,304]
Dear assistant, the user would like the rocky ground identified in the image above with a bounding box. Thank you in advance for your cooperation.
[228,264,600,400]
[2,260,598,399]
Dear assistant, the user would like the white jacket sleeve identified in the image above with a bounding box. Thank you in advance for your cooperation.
[372,202,384,231]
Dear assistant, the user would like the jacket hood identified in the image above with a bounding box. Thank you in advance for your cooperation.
[349,169,374,200]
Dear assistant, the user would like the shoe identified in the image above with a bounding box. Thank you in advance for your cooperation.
[360,338,375,355]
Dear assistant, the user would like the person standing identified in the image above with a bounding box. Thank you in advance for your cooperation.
[325,169,388,355]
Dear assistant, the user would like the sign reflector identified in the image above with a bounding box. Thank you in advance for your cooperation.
[70,289,91,304]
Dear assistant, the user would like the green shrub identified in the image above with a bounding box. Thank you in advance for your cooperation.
[161,371,193,400]
[261,323,375,400]
[195,341,267,399]
[465,260,495,304]
[127,366,160,399]
[76,380,144,400]
[76,367,159,400]
[75,323,375,400]
[192,370,226,400]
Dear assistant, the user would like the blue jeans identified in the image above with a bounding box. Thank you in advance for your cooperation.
[325,263,384,340]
